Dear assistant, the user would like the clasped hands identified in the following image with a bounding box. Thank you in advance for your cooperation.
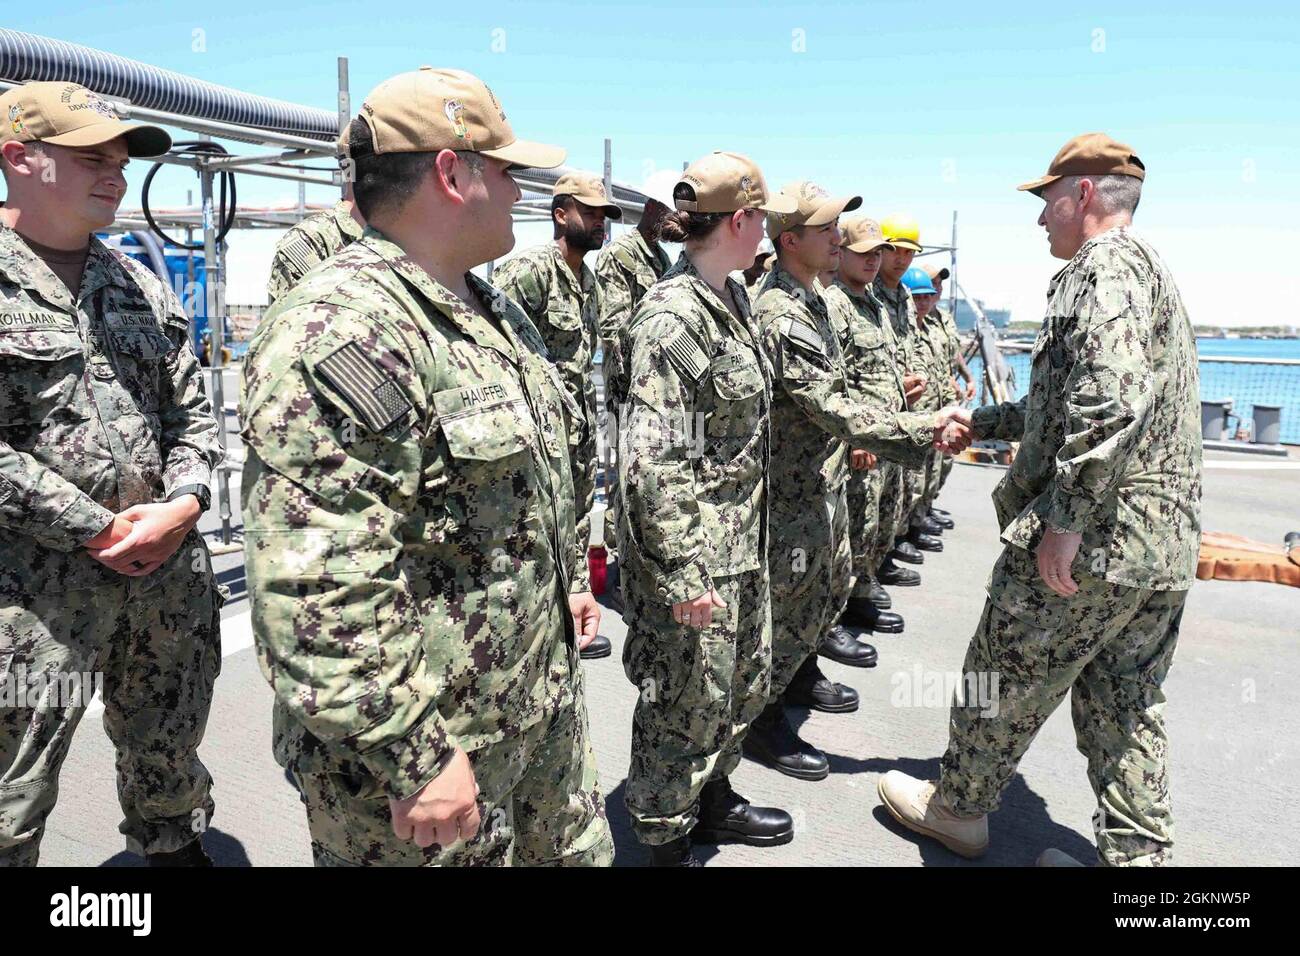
[82,496,203,576]
[932,405,973,455]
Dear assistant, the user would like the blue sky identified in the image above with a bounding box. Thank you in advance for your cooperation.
[7,1,1299,323]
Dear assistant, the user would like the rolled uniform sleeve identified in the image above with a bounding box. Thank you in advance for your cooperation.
[972,398,1028,442]
[156,286,222,498]
[240,308,452,798]
[0,449,115,549]
[768,317,933,468]
[1042,274,1156,532]
[619,314,711,605]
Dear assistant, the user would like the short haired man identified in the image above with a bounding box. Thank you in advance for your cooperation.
[879,134,1203,867]
[747,182,968,780]
[240,68,614,866]
[0,82,222,866]
[495,170,619,660]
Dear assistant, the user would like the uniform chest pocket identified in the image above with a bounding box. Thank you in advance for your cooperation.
[108,326,177,411]
[544,296,586,333]
[851,325,885,350]
[435,387,540,533]
[0,327,85,425]
[707,349,765,438]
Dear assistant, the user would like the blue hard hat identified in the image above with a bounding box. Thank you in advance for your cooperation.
[901,267,937,295]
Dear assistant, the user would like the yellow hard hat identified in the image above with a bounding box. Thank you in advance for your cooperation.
[880,213,922,252]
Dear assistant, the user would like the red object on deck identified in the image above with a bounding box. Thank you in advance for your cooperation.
[588,545,608,596]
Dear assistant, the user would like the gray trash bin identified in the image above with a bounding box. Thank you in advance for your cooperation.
[1252,403,1282,445]
[1201,400,1232,441]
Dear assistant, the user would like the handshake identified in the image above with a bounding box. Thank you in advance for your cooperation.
[931,406,974,455]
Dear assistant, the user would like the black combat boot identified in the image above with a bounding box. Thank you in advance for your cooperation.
[818,624,877,668]
[580,633,612,660]
[878,556,921,587]
[869,580,892,609]
[840,596,904,634]
[891,538,925,565]
[914,513,945,536]
[785,656,859,713]
[743,702,830,781]
[647,835,703,867]
[927,507,954,530]
[907,525,943,552]
[147,840,213,867]
[693,777,794,847]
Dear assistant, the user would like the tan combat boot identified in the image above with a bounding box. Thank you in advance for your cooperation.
[877,770,989,858]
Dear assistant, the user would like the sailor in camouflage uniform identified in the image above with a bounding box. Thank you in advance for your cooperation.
[0,83,222,867]
[746,183,964,781]
[495,171,617,660]
[828,218,910,636]
[919,262,973,528]
[872,217,941,584]
[617,151,796,867]
[879,134,1202,867]
[593,171,673,571]
[240,69,613,867]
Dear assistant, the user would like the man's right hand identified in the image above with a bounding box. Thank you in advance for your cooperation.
[389,746,481,850]
[672,589,727,629]
[903,373,927,408]
[933,406,973,454]
[82,516,134,551]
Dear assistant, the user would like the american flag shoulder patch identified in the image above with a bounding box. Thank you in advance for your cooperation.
[663,326,709,382]
[314,341,412,434]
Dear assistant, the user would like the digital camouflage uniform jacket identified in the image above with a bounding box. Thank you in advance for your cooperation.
[831,280,908,413]
[0,225,220,591]
[266,200,365,305]
[494,243,601,556]
[618,253,770,605]
[240,230,589,799]
[873,275,917,369]
[594,229,671,346]
[971,227,1202,590]
[754,263,933,497]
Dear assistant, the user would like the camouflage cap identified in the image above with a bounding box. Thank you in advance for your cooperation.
[553,170,621,219]
[675,151,796,214]
[766,180,861,240]
[1017,132,1145,196]
[839,216,895,254]
[359,67,564,169]
[0,81,171,157]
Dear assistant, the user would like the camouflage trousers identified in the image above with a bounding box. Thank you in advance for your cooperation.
[769,487,852,699]
[939,544,1186,867]
[0,537,221,866]
[847,466,884,600]
[871,461,909,570]
[622,563,771,845]
[295,671,613,866]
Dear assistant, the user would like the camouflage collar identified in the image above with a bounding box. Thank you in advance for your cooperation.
[547,241,595,298]
[662,250,752,322]
[331,200,366,242]
[833,278,881,308]
[359,227,521,361]
[0,223,128,309]
[631,229,672,275]
[769,260,828,317]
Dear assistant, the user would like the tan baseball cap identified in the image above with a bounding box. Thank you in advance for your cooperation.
[0,82,171,157]
[1017,132,1145,196]
[840,216,895,254]
[553,171,621,219]
[675,151,796,214]
[767,180,861,240]
[358,67,564,169]
[924,262,950,282]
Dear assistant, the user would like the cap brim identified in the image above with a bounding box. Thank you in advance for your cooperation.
[1016,173,1059,196]
[757,192,798,214]
[45,121,172,158]
[927,266,951,280]
[889,239,923,252]
[844,238,894,254]
[806,195,863,227]
[480,138,566,170]
[568,194,622,220]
